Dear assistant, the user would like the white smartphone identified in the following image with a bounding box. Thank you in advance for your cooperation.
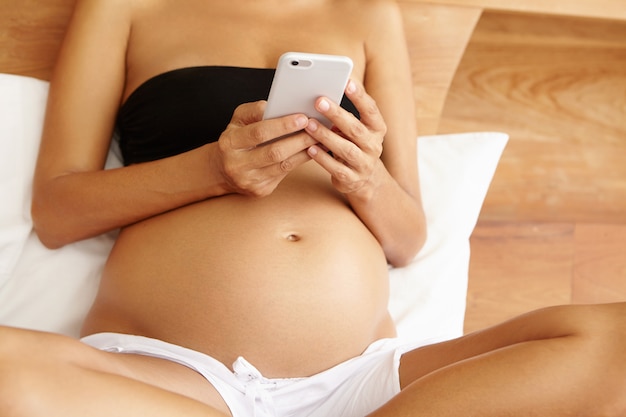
[263,52,354,128]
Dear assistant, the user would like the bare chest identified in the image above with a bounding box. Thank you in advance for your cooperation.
[123,3,367,101]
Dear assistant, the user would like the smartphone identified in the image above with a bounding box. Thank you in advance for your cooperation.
[263,52,354,128]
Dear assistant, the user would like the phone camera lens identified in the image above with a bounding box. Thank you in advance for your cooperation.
[291,60,299,66]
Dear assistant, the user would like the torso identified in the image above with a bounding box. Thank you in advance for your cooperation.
[81,0,397,378]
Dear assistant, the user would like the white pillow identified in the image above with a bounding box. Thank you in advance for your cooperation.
[0,75,47,288]
[0,73,508,343]
[390,131,507,344]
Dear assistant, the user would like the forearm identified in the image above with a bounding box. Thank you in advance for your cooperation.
[33,99,315,249]
[32,143,227,248]
[347,160,426,268]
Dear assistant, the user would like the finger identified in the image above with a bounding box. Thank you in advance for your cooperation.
[309,97,385,162]
[230,101,309,149]
[312,96,365,145]
[307,144,357,185]
[342,80,387,135]
[311,95,381,158]
[229,101,267,126]
[253,130,317,168]
[265,148,313,177]
[305,118,364,170]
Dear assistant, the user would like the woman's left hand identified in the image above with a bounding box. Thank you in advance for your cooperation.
[305,80,387,197]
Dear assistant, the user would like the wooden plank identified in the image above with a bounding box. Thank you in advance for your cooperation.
[465,221,573,333]
[0,0,76,79]
[440,12,626,223]
[467,221,626,333]
[399,2,482,134]
[572,223,626,304]
[411,0,626,21]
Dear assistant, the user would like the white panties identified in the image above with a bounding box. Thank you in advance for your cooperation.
[81,333,414,417]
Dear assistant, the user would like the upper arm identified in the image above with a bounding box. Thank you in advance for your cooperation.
[362,0,420,199]
[34,0,132,184]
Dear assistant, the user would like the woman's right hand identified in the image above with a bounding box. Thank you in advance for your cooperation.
[215,101,316,197]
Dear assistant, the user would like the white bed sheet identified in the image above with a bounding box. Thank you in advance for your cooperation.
[0,73,508,344]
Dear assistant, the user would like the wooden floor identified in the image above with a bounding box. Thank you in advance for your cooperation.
[437,11,626,333]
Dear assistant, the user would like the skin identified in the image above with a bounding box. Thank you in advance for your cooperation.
[1,0,625,416]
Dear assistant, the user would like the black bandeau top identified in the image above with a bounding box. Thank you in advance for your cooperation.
[116,66,359,165]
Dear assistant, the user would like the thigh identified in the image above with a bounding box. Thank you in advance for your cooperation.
[0,326,231,416]
[398,303,626,389]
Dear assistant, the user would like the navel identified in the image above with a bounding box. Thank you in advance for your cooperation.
[285,233,302,242]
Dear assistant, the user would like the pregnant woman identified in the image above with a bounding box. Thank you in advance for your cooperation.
[1,0,624,416]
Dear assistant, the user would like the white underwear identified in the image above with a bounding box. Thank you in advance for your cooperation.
[81,333,415,417]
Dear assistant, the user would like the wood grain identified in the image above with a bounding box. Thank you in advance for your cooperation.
[572,224,626,304]
[440,11,626,223]
[467,221,626,334]
[0,0,75,79]
[465,222,573,333]
[446,12,626,333]
[399,2,482,134]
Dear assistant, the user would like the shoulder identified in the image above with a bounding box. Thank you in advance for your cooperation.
[59,0,135,65]
[63,0,133,44]
[69,0,157,29]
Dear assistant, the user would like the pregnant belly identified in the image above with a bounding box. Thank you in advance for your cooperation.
[82,164,394,377]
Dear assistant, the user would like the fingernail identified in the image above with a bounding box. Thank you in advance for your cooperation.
[308,146,319,157]
[307,119,319,132]
[318,99,330,112]
[296,116,308,128]
[346,80,356,94]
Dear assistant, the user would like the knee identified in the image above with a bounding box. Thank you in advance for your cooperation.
[0,326,33,376]
[556,302,626,340]
[0,365,30,416]
[583,303,626,345]
[0,326,91,417]
[0,327,38,416]
[603,304,626,415]
[577,303,626,366]
[579,304,626,416]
